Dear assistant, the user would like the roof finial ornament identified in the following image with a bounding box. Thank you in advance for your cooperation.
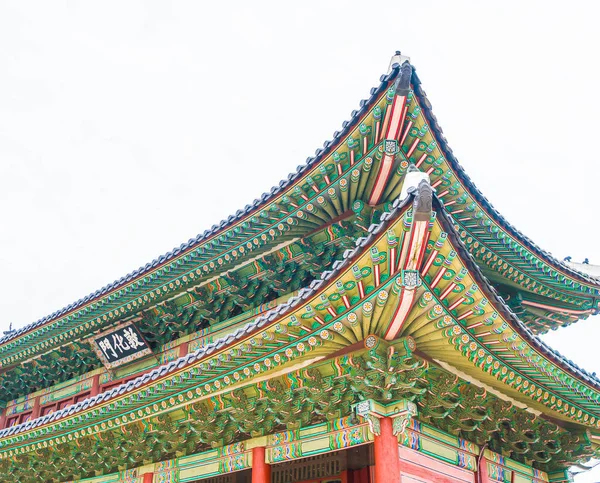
[388,50,411,74]
[3,323,14,336]
[412,179,433,222]
[400,165,430,201]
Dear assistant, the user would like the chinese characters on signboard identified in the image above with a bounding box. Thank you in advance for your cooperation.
[90,323,153,369]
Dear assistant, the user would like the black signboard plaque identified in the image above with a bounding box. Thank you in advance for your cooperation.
[89,322,153,370]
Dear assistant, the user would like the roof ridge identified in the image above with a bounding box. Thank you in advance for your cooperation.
[0,65,402,349]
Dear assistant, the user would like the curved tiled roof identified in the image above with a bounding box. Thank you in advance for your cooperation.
[411,68,600,288]
[0,67,403,348]
[0,187,415,441]
[3,182,598,443]
[3,55,598,442]
[433,195,600,391]
[7,56,593,354]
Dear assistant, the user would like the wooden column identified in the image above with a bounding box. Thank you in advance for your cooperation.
[252,446,271,483]
[142,472,154,483]
[180,340,189,357]
[477,455,490,483]
[373,417,400,483]
[30,397,41,420]
[90,374,101,397]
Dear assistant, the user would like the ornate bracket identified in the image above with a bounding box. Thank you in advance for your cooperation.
[391,403,417,436]
[353,400,382,435]
[352,399,418,437]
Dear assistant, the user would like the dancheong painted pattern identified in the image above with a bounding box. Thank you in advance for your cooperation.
[0,53,598,483]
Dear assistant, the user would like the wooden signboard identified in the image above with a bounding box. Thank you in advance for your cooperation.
[89,322,153,370]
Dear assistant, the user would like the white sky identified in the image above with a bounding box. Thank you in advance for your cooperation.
[0,1,598,480]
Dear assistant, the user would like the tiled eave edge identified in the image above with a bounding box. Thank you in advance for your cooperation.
[2,186,600,454]
[0,192,415,451]
[0,214,364,403]
[0,67,402,362]
[431,195,600,414]
[410,69,600,293]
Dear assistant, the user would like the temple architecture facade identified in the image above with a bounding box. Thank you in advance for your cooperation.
[0,54,599,483]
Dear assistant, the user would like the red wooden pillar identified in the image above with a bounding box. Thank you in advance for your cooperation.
[90,374,101,397]
[373,417,400,483]
[142,472,153,483]
[252,446,271,483]
[477,455,490,483]
[180,341,189,357]
[31,397,41,420]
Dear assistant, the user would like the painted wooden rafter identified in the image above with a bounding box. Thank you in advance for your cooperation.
[391,198,600,427]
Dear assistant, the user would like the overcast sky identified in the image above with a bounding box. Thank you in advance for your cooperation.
[1,2,598,480]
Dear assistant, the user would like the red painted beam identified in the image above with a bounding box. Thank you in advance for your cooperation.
[398,446,474,483]
[368,63,412,207]
[180,341,189,357]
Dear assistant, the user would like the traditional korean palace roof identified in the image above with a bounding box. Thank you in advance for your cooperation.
[1,53,599,482]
